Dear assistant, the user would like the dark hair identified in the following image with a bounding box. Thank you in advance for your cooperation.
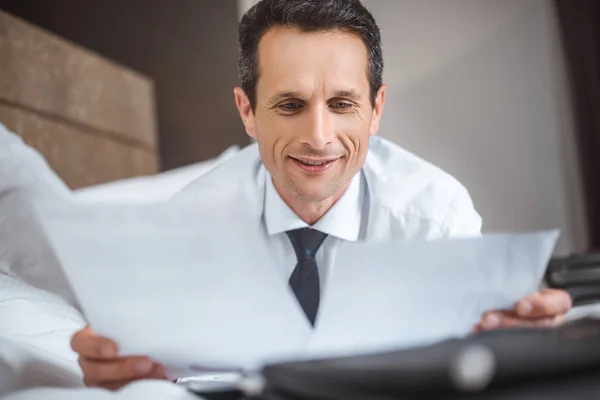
[238,0,383,111]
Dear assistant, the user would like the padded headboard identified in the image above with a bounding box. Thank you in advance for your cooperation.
[0,10,159,189]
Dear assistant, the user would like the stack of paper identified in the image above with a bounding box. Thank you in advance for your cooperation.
[35,199,558,377]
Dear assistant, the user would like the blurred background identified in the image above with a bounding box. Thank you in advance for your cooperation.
[0,0,598,255]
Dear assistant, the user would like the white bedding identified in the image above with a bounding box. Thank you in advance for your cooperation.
[1,123,599,399]
[0,124,240,398]
[72,145,240,203]
[1,381,200,400]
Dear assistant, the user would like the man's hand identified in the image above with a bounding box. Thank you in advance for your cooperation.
[71,326,167,390]
[476,289,572,332]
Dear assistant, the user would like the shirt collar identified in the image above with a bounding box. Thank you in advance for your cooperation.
[263,170,364,242]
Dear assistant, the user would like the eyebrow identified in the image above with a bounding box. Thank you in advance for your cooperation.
[333,89,361,100]
[267,89,362,105]
[267,91,301,105]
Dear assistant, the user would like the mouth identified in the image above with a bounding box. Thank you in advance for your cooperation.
[289,156,341,174]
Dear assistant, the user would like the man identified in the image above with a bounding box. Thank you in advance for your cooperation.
[71,0,572,390]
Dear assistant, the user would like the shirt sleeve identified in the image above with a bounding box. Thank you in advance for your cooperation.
[0,275,85,395]
[439,184,483,238]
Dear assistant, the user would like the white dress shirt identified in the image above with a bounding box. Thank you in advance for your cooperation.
[179,135,483,293]
[264,169,365,290]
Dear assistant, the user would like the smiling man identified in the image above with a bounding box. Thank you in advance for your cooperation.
[70,0,572,389]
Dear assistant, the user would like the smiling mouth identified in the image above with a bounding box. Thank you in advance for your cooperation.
[289,156,341,174]
[294,158,333,166]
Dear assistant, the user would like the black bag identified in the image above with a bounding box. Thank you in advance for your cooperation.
[546,253,600,306]
[261,318,600,400]
[189,318,600,400]
[190,255,600,400]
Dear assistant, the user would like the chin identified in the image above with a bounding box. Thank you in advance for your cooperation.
[295,192,329,203]
[290,184,341,203]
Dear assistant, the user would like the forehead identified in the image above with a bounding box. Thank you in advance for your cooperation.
[256,26,369,96]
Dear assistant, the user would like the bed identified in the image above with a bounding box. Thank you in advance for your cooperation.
[0,10,237,400]
[3,8,598,400]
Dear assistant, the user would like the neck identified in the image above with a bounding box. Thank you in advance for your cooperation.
[273,180,351,225]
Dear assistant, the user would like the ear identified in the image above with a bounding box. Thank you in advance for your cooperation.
[369,84,386,136]
[234,87,257,139]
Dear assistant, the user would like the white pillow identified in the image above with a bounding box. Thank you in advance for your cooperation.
[0,123,77,303]
[1,380,199,400]
[0,125,84,395]
[0,123,240,395]
[0,124,71,199]
[73,146,240,203]
[0,333,83,396]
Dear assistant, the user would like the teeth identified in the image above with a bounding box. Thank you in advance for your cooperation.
[300,160,326,166]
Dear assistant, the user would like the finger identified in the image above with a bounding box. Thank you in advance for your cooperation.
[147,363,168,380]
[515,289,573,319]
[479,311,564,331]
[83,362,166,390]
[79,356,154,385]
[71,326,119,360]
[472,319,488,332]
[99,365,166,391]
[102,379,136,391]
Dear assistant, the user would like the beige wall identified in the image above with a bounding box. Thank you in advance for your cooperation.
[0,10,159,189]
[237,0,260,20]
[363,0,586,254]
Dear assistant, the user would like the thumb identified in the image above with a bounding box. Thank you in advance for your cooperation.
[71,325,119,360]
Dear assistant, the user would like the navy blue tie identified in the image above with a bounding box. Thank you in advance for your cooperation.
[286,228,328,326]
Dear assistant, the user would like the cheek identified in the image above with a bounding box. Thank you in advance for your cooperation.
[253,117,292,170]
[255,113,302,143]
[332,114,371,154]
[273,115,310,141]
[260,116,310,160]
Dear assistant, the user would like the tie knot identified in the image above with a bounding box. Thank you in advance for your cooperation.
[286,228,328,261]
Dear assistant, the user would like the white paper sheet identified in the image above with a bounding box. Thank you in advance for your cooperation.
[307,230,559,358]
[36,200,312,376]
[35,200,558,376]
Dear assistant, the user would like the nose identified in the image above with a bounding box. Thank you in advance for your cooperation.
[299,105,335,150]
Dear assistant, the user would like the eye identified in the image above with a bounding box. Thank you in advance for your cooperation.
[279,102,303,111]
[330,102,352,110]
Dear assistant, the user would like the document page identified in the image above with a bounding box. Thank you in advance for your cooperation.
[307,231,558,358]
[36,200,558,375]
[36,200,312,376]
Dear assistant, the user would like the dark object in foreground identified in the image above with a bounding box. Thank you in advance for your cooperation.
[191,317,600,399]
[546,253,600,306]
[261,318,600,399]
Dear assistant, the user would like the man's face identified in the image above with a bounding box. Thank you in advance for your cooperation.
[235,27,385,203]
